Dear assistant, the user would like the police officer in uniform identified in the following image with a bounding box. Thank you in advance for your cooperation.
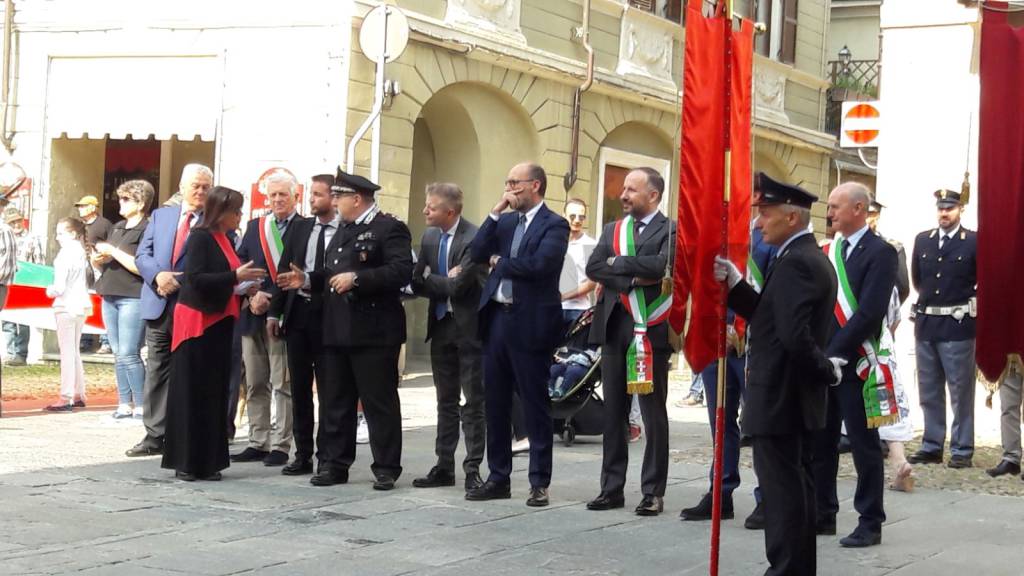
[867,200,910,305]
[307,169,414,489]
[907,188,978,469]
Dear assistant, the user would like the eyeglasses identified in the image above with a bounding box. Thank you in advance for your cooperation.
[504,179,536,189]
[567,214,586,221]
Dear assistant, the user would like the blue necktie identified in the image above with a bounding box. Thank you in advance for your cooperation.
[499,214,526,301]
[435,232,450,320]
[841,238,851,262]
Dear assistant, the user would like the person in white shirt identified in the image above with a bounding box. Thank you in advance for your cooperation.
[559,198,597,329]
[44,217,94,412]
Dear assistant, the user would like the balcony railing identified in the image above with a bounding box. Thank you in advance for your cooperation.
[825,58,879,137]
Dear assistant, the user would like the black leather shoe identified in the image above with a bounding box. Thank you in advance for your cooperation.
[680,492,733,521]
[126,442,162,458]
[947,455,973,469]
[373,475,397,491]
[464,471,484,491]
[526,487,549,507]
[816,515,837,536]
[635,495,664,516]
[175,471,196,482]
[907,450,943,465]
[282,458,314,476]
[310,469,349,486]
[586,493,625,510]
[413,466,456,488]
[231,447,269,462]
[263,450,289,467]
[465,480,512,501]
[840,526,881,547]
[986,460,1020,477]
[200,472,222,481]
[744,502,765,530]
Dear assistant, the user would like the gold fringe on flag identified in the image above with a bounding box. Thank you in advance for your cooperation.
[626,380,654,395]
[866,413,901,429]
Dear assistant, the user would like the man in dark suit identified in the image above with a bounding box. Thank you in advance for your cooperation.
[466,162,569,507]
[584,167,673,516]
[908,189,978,470]
[126,164,212,458]
[410,182,487,493]
[231,170,299,467]
[714,177,839,576]
[302,169,413,490]
[270,173,338,476]
[813,181,898,548]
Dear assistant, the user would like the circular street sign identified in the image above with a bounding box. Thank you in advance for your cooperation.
[359,5,410,65]
[843,103,880,146]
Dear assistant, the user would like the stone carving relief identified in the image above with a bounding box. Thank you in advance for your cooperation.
[616,9,674,84]
[754,66,790,124]
[445,0,524,43]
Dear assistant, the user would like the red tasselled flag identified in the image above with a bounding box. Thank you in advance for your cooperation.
[669,0,753,373]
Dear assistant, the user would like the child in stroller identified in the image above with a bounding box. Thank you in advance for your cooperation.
[549,308,599,400]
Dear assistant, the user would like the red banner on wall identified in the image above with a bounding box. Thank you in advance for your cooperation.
[249,167,305,221]
[669,0,753,373]
[976,3,1024,381]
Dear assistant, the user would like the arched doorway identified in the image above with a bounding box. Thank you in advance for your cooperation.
[406,82,539,352]
[592,122,674,237]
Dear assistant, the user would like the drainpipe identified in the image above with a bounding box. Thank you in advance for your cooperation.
[563,0,594,192]
[1,0,15,154]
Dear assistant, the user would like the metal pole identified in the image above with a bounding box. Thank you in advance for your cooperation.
[347,6,390,177]
[710,1,733,574]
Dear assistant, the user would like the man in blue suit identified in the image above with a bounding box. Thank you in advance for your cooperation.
[466,162,569,507]
[813,181,897,548]
[126,164,212,457]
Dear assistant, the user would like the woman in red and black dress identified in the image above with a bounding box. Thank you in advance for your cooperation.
[162,186,266,481]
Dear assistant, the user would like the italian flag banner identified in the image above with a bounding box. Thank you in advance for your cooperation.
[824,240,899,428]
[0,261,105,334]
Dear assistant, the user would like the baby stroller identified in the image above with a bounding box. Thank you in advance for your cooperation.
[550,307,604,447]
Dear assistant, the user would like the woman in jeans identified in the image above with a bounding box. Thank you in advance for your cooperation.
[92,180,153,419]
[44,218,93,412]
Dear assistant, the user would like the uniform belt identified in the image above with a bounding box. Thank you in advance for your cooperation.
[914,303,971,321]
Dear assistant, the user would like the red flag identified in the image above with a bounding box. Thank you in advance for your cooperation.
[977,3,1024,381]
[669,0,753,373]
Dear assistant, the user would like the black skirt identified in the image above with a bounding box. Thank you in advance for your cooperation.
[161,317,233,477]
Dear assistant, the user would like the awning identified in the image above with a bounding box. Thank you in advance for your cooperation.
[45,55,221,141]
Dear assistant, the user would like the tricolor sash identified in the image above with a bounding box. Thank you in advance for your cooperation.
[613,216,672,395]
[824,237,900,428]
[746,253,764,293]
[258,215,285,282]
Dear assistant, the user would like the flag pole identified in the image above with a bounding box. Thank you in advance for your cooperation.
[710,0,733,575]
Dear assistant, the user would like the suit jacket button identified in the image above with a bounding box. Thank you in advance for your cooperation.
[936,273,941,278]
[935,289,940,295]
[938,256,943,262]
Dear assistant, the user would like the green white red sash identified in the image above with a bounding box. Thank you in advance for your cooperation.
[746,253,764,293]
[824,237,900,428]
[258,215,285,282]
[613,215,672,395]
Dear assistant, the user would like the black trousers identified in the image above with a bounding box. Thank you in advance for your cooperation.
[142,305,173,448]
[319,344,403,480]
[482,306,553,488]
[600,307,670,498]
[812,376,886,532]
[429,314,486,475]
[701,353,746,496]
[284,298,327,462]
[754,433,816,576]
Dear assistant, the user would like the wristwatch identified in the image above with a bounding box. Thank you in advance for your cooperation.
[352,273,360,287]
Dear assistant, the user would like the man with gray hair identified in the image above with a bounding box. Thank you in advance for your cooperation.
[231,169,299,467]
[410,182,487,492]
[127,163,213,457]
[812,181,897,548]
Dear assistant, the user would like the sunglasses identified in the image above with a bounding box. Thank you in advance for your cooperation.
[567,214,586,221]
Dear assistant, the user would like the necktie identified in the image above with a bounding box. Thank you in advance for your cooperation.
[310,223,328,308]
[277,218,288,232]
[499,214,527,301]
[172,212,193,265]
[841,238,851,262]
[633,218,644,238]
[435,232,450,320]
[939,234,948,250]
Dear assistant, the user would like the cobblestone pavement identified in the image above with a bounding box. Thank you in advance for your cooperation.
[1,360,1022,575]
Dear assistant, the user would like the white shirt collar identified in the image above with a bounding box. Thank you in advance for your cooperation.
[636,210,658,227]
[353,203,378,226]
[521,201,544,226]
[777,229,811,255]
[442,217,461,237]
[940,224,961,238]
[844,224,871,250]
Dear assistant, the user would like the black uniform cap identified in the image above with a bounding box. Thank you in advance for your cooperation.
[933,189,963,208]
[753,172,818,209]
[331,168,380,196]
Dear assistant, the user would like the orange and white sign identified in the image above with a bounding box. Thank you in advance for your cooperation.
[249,167,305,220]
[840,101,882,148]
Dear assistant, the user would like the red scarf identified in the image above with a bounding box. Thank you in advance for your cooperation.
[171,232,241,351]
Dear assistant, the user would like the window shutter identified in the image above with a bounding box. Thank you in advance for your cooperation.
[780,0,798,64]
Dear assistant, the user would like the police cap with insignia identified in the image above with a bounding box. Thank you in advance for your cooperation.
[753,172,817,209]
[868,199,884,214]
[331,168,380,197]
[933,188,964,208]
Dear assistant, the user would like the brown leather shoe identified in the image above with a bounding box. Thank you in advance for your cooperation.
[526,487,549,507]
[635,495,664,516]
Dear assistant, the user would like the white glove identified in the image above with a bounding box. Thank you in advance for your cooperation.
[713,255,742,289]
[828,357,848,386]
